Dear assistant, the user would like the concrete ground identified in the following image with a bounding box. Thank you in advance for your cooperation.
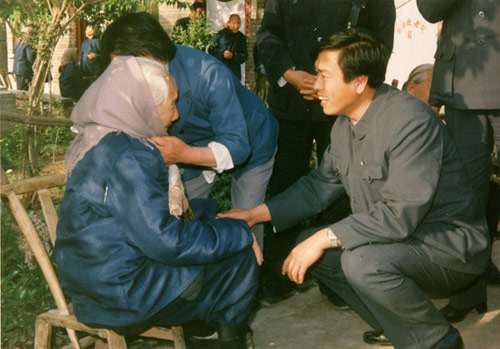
[249,239,500,348]
[138,240,500,348]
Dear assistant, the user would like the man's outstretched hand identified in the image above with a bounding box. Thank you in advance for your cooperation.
[282,228,332,284]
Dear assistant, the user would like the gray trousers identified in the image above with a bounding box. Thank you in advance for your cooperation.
[445,107,500,309]
[299,228,477,349]
[184,153,275,249]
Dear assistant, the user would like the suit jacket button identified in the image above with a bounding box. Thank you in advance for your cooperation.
[477,38,485,45]
[360,160,365,166]
[478,11,485,18]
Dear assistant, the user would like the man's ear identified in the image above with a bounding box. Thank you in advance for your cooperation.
[355,75,369,94]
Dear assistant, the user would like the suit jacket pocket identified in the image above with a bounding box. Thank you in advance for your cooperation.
[431,42,456,97]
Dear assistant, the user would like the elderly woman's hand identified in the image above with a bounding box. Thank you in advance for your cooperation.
[151,136,190,164]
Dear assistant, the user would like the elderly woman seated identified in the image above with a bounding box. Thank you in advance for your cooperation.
[54,55,258,348]
[58,48,88,101]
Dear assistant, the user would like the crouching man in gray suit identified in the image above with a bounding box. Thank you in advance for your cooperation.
[219,29,489,349]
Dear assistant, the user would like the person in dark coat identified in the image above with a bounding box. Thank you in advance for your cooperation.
[13,27,36,91]
[209,14,248,80]
[79,26,102,77]
[58,48,88,101]
[255,0,396,305]
[173,1,206,32]
[220,29,489,349]
[417,0,500,324]
[55,55,259,348]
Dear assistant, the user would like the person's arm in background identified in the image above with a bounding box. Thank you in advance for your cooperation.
[362,0,396,53]
[231,33,248,65]
[90,38,101,61]
[25,44,36,68]
[208,30,225,60]
[256,0,317,100]
[153,57,250,172]
[416,0,457,23]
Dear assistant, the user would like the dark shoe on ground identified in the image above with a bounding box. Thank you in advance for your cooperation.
[259,277,316,307]
[217,324,252,349]
[486,262,500,286]
[362,330,392,346]
[431,326,463,349]
[317,281,350,310]
[184,321,218,348]
[439,303,487,323]
[259,288,296,307]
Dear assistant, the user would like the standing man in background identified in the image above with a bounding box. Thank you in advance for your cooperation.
[173,1,206,33]
[417,0,500,323]
[13,26,35,91]
[209,14,248,81]
[79,26,102,78]
[256,0,396,305]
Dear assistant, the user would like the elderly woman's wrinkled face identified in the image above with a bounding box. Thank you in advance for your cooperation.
[157,77,179,130]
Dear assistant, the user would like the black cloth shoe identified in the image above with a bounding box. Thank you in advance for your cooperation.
[184,321,218,349]
[318,281,350,310]
[431,326,463,349]
[439,302,487,323]
[259,277,317,307]
[486,262,500,285]
[217,324,251,349]
[363,330,392,346]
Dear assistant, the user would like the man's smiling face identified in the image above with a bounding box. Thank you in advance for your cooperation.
[314,50,361,118]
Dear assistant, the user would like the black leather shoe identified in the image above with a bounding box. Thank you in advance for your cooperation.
[439,303,487,323]
[259,288,296,307]
[363,330,392,346]
[318,281,350,310]
[431,326,463,349]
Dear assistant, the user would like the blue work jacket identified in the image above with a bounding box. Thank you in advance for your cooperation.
[55,133,254,327]
[168,45,278,181]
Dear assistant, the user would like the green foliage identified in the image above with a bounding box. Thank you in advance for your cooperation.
[172,15,216,51]
[210,172,232,212]
[77,0,190,30]
[1,208,56,348]
[0,123,75,173]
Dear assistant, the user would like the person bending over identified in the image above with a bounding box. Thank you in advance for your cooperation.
[100,12,278,253]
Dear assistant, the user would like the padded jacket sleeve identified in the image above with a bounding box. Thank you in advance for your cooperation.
[105,146,254,266]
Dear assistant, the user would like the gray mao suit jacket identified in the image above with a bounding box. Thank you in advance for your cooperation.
[266,85,490,275]
[417,0,500,110]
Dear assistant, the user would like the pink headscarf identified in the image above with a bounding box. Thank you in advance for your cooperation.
[65,56,167,175]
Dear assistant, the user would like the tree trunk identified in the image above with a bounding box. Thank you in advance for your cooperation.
[0,19,8,85]
[28,3,69,115]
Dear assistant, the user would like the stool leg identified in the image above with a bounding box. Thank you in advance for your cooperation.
[105,330,127,349]
[172,326,186,349]
[34,317,52,349]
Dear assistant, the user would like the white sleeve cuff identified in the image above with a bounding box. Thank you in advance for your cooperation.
[278,66,295,87]
[277,76,287,87]
[208,141,234,173]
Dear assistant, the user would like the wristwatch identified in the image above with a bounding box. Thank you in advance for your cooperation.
[326,227,339,248]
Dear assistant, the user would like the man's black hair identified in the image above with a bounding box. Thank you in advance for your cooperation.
[312,29,389,88]
[101,12,176,69]
[191,2,205,11]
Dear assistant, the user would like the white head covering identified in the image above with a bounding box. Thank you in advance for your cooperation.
[65,56,167,175]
